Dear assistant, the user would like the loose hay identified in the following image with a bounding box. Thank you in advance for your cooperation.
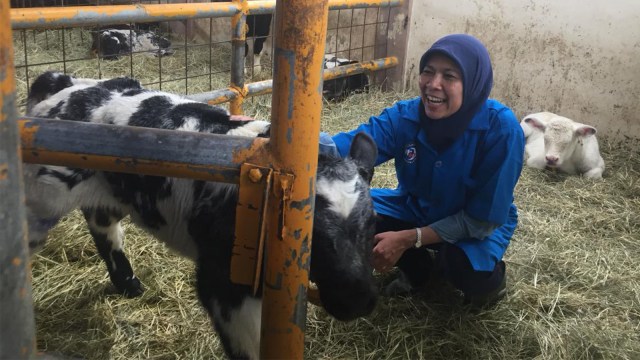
[18,29,640,360]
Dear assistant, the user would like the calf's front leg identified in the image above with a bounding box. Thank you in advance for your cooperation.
[82,208,143,297]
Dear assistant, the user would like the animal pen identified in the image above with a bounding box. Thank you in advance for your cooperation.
[1,0,401,358]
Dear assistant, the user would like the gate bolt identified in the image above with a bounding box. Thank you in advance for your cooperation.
[249,168,263,183]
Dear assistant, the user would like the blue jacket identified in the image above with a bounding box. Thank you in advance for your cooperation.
[332,97,525,271]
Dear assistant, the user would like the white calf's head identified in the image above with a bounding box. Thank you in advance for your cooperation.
[524,114,597,168]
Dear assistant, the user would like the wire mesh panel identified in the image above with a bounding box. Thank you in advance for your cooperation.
[327,7,392,78]
[11,1,395,112]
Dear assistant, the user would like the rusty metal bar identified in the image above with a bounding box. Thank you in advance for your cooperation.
[260,0,330,358]
[322,56,398,80]
[10,3,240,29]
[231,163,272,294]
[186,79,274,105]
[188,86,242,105]
[10,0,401,30]
[229,0,248,115]
[185,56,398,104]
[19,117,269,184]
[0,0,36,358]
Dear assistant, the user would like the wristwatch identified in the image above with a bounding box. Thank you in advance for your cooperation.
[414,227,422,248]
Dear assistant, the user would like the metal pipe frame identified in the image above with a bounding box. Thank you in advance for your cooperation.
[186,56,399,104]
[260,0,330,357]
[0,1,36,358]
[19,117,269,183]
[10,0,401,115]
[229,0,248,115]
[10,0,402,30]
[3,0,399,358]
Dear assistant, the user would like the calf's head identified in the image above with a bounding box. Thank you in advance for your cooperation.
[524,115,597,168]
[310,132,378,321]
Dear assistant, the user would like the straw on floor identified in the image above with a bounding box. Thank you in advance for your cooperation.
[16,28,640,360]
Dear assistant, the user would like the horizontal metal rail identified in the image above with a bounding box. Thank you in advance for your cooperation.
[19,117,270,184]
[10,0,402,30]
[186,56,399,104]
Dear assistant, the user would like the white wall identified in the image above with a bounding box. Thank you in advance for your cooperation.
[402,0,640,140]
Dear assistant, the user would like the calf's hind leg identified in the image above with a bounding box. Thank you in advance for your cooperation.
[196,260,261,360]
[82,208,143,297]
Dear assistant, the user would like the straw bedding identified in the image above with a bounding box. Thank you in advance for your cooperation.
[15,28,640,360]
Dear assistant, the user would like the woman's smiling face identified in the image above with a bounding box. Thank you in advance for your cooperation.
[419,53,463,119]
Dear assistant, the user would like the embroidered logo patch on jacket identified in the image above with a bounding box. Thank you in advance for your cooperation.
[404,143,417,163]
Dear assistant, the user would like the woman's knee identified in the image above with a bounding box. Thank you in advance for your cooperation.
[437,243,505,296]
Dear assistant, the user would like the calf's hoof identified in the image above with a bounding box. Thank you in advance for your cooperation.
[115,276,144,298]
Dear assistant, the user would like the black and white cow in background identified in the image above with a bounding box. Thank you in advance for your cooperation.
[243,13,272,73]
[193,0,271,73]
[323,55,370,101]
[91,25,174,60]
[24,71,379,359]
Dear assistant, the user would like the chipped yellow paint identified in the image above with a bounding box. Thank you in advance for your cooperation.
[10,0,402,30]
[327,0,402,8]
[1,5,16,115]
[2,2,35,352]
[324,56,398,81]
[260,0,330,357]
[207,90,239,105]
[245,0,402,13]
[10,3,239,29]
[17,120,37,147]
[20,118,271,182]
[231,163,272,293]
[0,163,8,180]
[229,85,248,115]
[229,0,248,115]
[21,150,245,183]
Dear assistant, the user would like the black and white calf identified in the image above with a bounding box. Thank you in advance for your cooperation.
[243,13,272,73]
[323,55,370,101]
[24,71,379,359]
[211,0,272,73]
[91,26,173,60]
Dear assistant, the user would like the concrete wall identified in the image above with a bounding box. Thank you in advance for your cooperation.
[402,0,640,140]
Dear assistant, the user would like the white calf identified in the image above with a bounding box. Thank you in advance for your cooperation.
[521,112,605,179]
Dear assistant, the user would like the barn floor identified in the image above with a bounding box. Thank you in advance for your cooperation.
[27,87,640,359]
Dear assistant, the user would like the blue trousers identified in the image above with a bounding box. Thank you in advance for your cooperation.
[376,214,505,297]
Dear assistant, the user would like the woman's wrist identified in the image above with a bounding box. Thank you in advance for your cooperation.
[399,229,418,249]
[398,226,442,249]
[422,226,442,245]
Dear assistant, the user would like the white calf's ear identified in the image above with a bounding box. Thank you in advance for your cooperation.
[524,117,546,131]
[575,125,597,137]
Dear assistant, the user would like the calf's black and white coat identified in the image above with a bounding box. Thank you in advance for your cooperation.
[323,55,370,101]
[91,26,173,60]
[24,71,379,359]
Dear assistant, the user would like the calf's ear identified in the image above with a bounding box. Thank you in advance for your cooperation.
[524,116,546,131]
[575,125,597,137]
[349,132,377,183]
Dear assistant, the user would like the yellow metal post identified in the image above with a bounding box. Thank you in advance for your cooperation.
[229,0,248,115]
[260,0,330,358]
[0,0,36,358]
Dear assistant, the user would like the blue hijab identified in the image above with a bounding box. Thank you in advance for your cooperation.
[418,34,494,152]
